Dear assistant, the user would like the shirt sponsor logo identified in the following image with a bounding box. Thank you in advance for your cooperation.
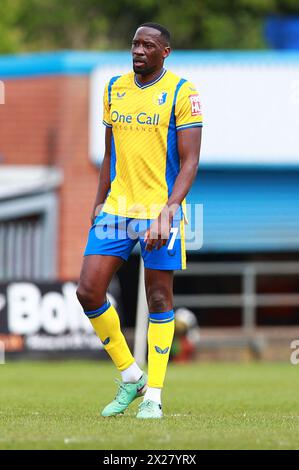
[189,94,201,116]
[111,110,160,125]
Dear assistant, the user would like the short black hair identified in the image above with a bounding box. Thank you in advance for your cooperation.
[138,22,171,46]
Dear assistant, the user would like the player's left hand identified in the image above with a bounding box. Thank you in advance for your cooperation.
[144,207,172,251]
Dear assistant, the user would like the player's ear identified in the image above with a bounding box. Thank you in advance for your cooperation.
[163,46,171,59]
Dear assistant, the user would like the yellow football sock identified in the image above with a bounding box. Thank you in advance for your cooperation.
[85,300,134,371]
[147,310,175,388]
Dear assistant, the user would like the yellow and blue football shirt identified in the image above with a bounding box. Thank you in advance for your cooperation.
[102,69,203,221]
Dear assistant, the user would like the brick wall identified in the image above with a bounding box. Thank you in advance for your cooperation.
[0,75,99,280]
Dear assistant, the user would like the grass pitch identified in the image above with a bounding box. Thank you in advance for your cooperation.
[0,360,298,450]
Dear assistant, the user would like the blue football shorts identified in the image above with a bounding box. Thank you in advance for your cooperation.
[84,211,186,270]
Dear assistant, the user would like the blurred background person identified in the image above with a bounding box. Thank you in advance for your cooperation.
[171,308,201,363]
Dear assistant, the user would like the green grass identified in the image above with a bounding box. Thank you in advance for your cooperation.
[0,360,299,450]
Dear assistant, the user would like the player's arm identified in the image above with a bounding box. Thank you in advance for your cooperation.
[90,126,112,224]
[145,81,203,251]
[145,127,201,251]
[166,126,202,214]
[166,83,203,221]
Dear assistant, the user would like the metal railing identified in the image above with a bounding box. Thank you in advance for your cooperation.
[134,260,299,364]
[174,261,299,333]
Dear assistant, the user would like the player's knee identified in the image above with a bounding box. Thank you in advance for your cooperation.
[76,284,104,310]
[147,288,171,313]
[76,285,89,306]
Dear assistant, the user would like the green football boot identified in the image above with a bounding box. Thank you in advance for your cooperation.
[136,399,163,419]
[101,374,147,417]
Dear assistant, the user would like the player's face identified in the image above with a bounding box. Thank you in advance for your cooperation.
[131,27,170,76]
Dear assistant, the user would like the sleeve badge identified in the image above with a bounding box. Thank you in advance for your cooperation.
[189,94,201,116]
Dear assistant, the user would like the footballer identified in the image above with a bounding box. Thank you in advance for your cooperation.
[77,22,202,419]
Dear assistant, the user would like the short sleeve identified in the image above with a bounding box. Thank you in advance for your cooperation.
[175,81,203,131]
[103,82,112,127]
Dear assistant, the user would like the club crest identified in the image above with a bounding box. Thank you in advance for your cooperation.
[154,91,168,106]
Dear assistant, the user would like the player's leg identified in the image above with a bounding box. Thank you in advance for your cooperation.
[137,268,174,419]
[77,254,136,372]
[79,211,143,377]
[137,213,185,418]
[77,254,147,417]
[79,209,149,415]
